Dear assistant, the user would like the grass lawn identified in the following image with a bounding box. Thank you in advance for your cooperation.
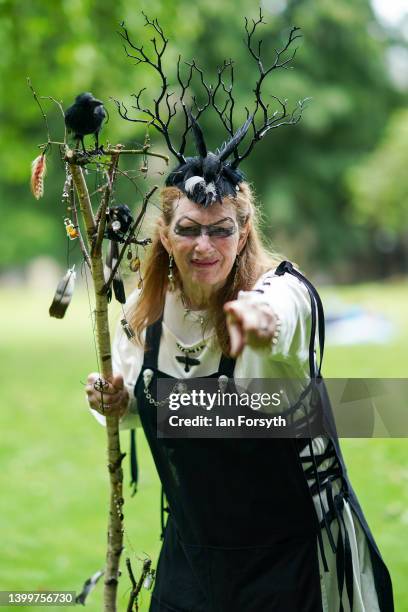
[0,279,407,611]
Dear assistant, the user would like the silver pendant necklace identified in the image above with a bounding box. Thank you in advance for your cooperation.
[175,292,210,371]
[180,291,208,335]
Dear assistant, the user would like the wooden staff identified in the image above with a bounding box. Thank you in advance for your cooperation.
[66,147,126,611]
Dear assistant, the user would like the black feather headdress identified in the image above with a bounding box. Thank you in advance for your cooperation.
[165,113,253,207]
[115,11,306,206]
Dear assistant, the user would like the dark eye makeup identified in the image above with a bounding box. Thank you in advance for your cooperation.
[174,217,237,239]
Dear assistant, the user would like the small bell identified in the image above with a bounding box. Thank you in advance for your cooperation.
[143,369,154,390]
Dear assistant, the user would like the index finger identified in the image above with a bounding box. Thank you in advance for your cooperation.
[226,312,245,358]
[111,374,124,391]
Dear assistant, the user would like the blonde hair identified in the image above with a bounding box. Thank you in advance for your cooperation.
[130,182,282,353]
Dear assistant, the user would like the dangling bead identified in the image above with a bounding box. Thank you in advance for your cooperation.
[168,254,175,292]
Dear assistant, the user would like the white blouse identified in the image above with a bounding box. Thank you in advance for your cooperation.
[90,267,313,429]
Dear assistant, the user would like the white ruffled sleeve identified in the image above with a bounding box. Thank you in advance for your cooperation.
[236,267,312,371]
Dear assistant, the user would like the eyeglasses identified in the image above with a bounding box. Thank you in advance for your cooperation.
[173,220,237,239]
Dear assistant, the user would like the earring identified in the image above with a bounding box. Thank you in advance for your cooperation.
[233,253,240,284]
[168,254,175,292]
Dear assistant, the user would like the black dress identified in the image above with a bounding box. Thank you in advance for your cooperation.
[131,262,394,612]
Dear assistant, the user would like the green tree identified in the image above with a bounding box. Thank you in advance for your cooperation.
[0,0,405,274]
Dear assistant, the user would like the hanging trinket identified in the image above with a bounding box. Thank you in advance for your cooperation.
[174,381,187,394]
[113,277,126,304]
[143,569,156,590]
[49,265,76,319]
[94,378,109,393]
[105,240,126,304]
[218,375,229,393]
[140,130,150,175]
[121,318,135,340]
[62,166,72,209]
[104,204,133,242]
[129,256,140,273]
[127,248,133,261]
[30,152,47,200]
[64,218,79,240]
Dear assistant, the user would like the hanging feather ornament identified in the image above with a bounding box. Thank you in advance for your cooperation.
[30,152,47,200]
[75,569,104,605]
[105,240,126,304]
[49,265,76,319]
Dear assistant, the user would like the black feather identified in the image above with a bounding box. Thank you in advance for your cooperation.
[105,241,126,304]
[164,112,247,206]
[188,109,207,159]
[113,278,126,304]
[75,569,104,605]
[49,267,76,319]
[217,115,253,162]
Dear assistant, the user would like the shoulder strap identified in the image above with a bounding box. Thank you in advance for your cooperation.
[130,315,163,495]
[143,315,164,370]
[275,260,325,379]
[218,353,236,377]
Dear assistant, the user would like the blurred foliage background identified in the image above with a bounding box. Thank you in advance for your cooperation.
[0,0,408,278]
[1,0,408,610]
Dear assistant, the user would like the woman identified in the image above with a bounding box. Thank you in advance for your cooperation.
[87,174,393,610]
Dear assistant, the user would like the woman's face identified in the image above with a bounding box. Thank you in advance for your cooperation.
[159,195,248,294]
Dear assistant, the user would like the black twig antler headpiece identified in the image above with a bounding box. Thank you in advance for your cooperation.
[115,9,306,207]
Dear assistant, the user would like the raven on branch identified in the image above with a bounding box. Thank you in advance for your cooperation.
[64,92,106,152]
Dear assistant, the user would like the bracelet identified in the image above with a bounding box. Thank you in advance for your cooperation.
[272,314,282,345]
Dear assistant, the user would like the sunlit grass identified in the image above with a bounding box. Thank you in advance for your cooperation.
[0,280,407,610]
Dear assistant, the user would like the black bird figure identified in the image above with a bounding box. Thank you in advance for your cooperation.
[64,92,106,152]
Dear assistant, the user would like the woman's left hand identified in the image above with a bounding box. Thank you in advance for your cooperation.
[224,299,280,358]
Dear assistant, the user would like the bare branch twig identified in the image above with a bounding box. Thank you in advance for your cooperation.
[126,558,152,612]
[92,149,122,257]
[27,78,51,145]
[233,10,303,166]
[40,96,67,144]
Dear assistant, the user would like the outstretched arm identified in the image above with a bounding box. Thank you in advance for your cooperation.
[224,267,311,364]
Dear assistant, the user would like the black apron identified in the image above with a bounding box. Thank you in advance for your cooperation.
[132,262,394,612]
